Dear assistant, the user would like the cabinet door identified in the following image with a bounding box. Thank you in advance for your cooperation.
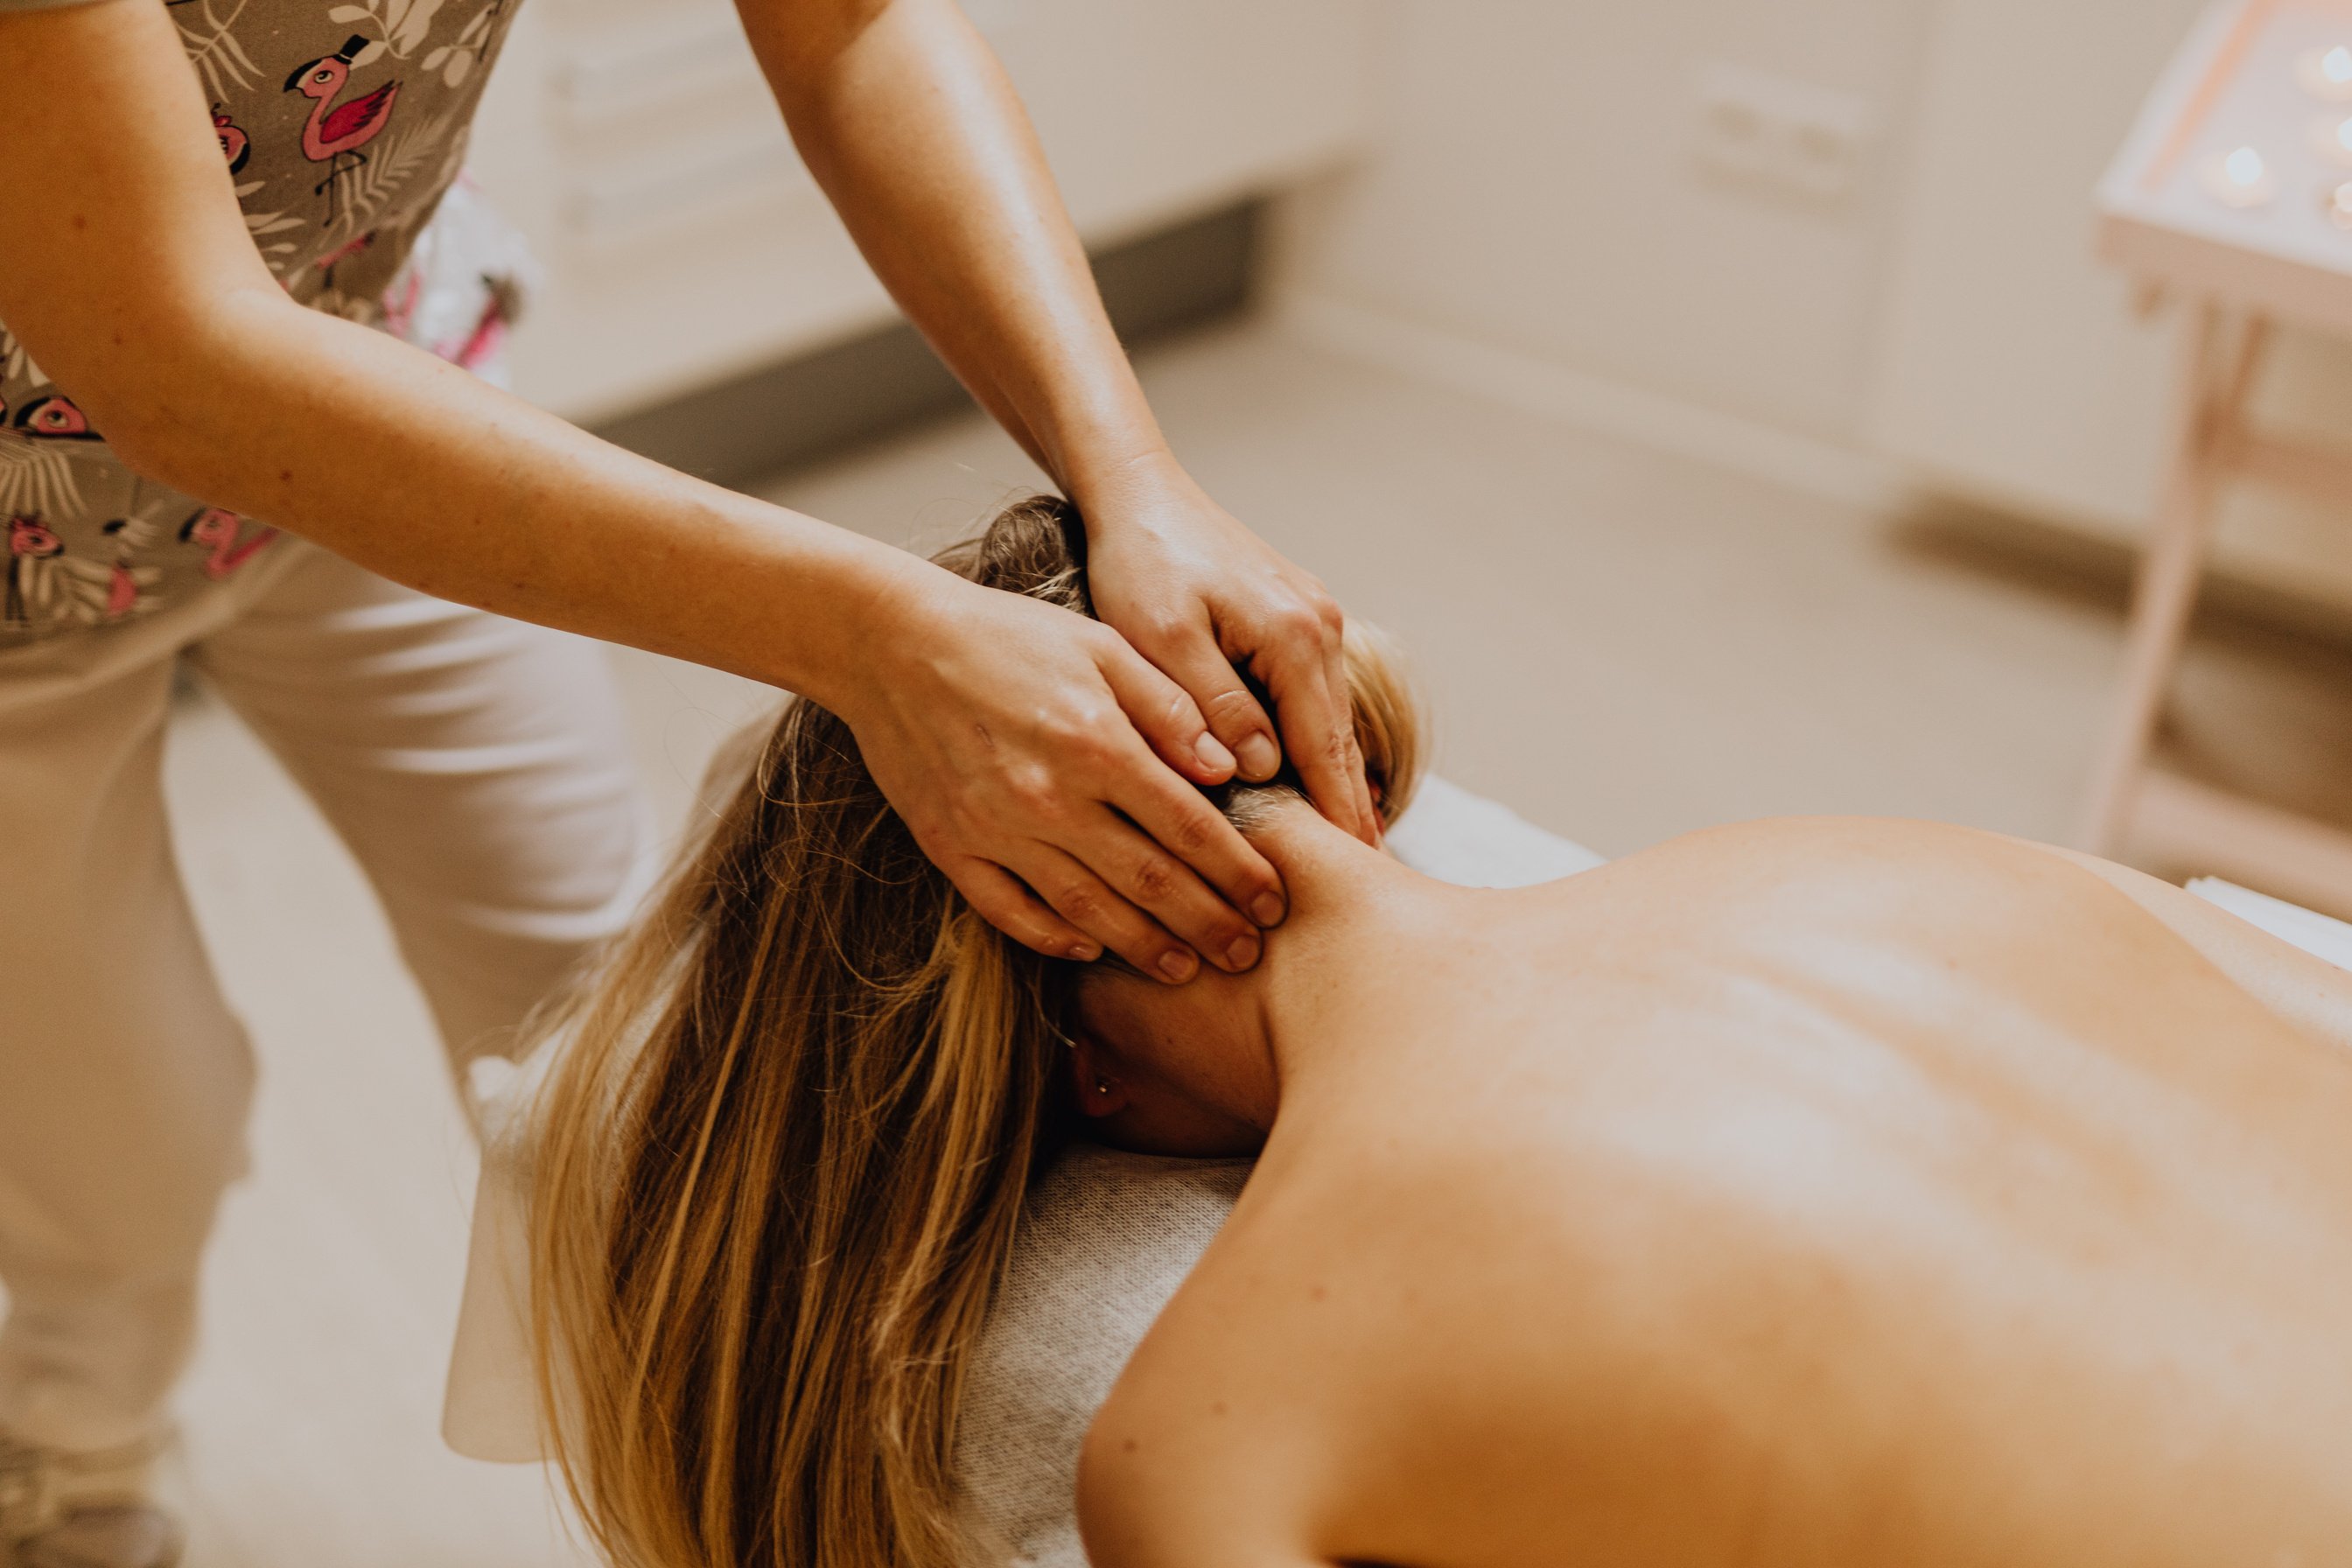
[470,0,1371,423]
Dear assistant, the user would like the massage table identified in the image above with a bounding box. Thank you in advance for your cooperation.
[439,779,2352,1567]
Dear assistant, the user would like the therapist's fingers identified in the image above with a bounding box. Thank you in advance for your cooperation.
[1006,839,1213,984]
[1322,631,1381,837]
[1021,778,1270,977]
[1105,749,1289,933]
[1090,626,1240,788]
[943,857,1102,962]
[1124,613,1284,785]
[1088,633,1287,939]
[1261,622,1379,844]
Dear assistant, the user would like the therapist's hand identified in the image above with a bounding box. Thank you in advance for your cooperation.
[1076,456,1382,845]
[838,556,1287,982]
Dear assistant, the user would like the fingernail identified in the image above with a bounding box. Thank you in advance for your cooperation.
[1157,949,1198,983]
[1251,892,1285,928]
[1071,941,1102,962]
[1224,933,1260,970]
[1193,732,1236,776]
[1236,733,1279,780]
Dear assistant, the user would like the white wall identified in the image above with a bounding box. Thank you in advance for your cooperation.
[1874,0,2352,608]
[1871,0,2202,533]
[1276,0,2352,611]
[1274,0,1938,448]
[472,0,1372,422]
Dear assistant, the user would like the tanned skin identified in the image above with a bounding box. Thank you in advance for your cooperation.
[1067,804,2352,1568]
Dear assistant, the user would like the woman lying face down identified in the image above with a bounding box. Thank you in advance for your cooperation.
[528,498,2352,1568]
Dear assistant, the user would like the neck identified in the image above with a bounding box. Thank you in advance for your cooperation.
[1238,799,1444,1106]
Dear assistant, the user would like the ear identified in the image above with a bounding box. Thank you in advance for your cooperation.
[1066,1034,1132,1119]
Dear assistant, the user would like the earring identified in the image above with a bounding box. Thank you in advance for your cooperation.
[1094,1078,1112,1096]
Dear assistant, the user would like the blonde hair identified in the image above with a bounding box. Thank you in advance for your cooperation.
[528,495,1419,1568]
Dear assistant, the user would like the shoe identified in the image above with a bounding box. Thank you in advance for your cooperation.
[0,1430,182,1568]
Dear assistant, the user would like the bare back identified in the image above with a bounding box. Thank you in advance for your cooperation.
[1079,819,2352,1568]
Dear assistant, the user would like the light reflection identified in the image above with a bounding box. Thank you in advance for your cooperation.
[2202,144,2276,207]
[2298,44,2352,101]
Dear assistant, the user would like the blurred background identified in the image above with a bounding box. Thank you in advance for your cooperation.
[161,0,2352,1562]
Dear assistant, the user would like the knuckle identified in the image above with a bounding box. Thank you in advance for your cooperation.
[1272,601,1324,642]
[1201,686,1260,725]
[1062,731,1120,777]
[1055,883,1105,926]
[1051,703,1122,753]
[1138,611,1194,648]
[1162,808,1215,858]
[1160,688,1199,733]
[1130,854,1180,903]
[1079,623,1130,665]
[1005,767,1065,822]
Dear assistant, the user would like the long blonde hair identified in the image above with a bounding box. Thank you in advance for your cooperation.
[529,495,1419,1568]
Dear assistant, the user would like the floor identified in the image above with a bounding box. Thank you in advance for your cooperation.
[133,321,2352,1564]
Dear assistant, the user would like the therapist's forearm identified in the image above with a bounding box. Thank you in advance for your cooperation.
[744,0,1174,506]
[116,287,913,704]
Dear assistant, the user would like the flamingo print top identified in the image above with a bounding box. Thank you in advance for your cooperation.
[0,0,528,641]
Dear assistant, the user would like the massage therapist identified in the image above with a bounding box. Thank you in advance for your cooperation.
[0,1,1369,1562]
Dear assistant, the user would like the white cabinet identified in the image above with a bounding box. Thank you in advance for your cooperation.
[467,0,1371,423]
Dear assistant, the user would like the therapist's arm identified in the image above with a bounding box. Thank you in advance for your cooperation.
[738,0,1380,842]
[0,0,1284,982]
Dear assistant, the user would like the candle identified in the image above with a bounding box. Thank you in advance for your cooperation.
[2202,145,2276,206]
[2309,114,2352,167]
[2298,44,2352,102]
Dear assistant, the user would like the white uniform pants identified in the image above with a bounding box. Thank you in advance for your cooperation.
[0,539,644,1453]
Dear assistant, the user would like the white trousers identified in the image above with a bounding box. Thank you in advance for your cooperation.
[0,540,644,1452]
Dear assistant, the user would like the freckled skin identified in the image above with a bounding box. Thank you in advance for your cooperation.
[1073,813,2352,1568]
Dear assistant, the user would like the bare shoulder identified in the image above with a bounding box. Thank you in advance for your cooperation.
[1074,1128,1640,1568]
[1073,1159,1356,1568]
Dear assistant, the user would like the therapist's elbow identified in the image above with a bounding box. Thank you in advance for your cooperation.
[51,289,281,500]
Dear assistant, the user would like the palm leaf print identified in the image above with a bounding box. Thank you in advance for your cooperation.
[424,3,494,86]
[238,186,306,274]
[326,0,449,60]
[0,332,40,388]
[173,0,259,100]
[329,114,449,238]
[0,436,82,519]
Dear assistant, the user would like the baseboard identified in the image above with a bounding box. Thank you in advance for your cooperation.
[593,201,1264,490]
[1270,291,1909,514]
[1897,496,2352,659]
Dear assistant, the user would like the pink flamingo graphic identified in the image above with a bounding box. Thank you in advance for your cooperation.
[97,515,157,619]
[179,506,279,581]
[284,36,400,223]
[212,105,250,174]
[12,394,98,441]
[7,514,60,627]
